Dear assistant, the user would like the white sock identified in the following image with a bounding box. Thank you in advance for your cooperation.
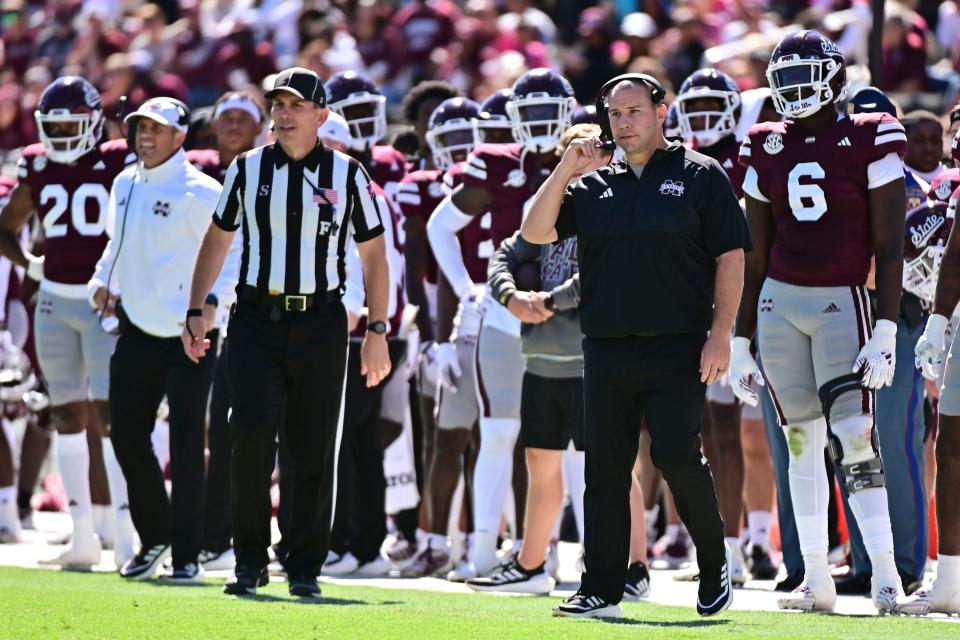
[560,446,585,542]
[472,418,520,534]
[934,555,960,591]
[92,504,113,543]
[748,510,772,550]
[666,523,681,543]
[427,532,448,549]
[56,432,94,539]
[784,419,830,583]
[724,536,741,553]
[470,530,499,573]
[101,437,135,553]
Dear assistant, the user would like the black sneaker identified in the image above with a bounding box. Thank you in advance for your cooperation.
[160,563,205,585]
[467,559,554,594]
[748,545,778,580]
[288,574,321,598]
[552,591,622,618]
[224,566,269,595]
[624,562,651,600]
[119,544,171,581]
[775,571,804,592]
[697,549,733,617]
[834,571,871,595]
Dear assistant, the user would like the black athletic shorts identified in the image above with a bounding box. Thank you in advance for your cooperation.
[520,372,584,451]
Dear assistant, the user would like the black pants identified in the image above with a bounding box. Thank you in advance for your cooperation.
[228,300,347,577]
[202,337,232,553]
[581,333,724,604]
[330,339,405,562]
[109,322,219,567]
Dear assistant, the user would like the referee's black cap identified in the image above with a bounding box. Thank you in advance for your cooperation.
[265,67,326,107]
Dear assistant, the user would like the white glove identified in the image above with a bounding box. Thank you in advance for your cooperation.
[436,341,462,391]
[853,319,897,389]
[915,313,948,381]
[728,337,764,406]
[26,255,43,282]
[419,341,439,390]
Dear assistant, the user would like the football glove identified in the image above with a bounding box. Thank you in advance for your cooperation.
[853,319,897,389]
[728,337,764,407]
[436,341,462,392]
[915,313,949,382]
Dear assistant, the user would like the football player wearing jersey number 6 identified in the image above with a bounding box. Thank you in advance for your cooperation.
[731,30,907,614]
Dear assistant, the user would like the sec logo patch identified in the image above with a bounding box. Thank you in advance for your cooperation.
[763,133,783,155]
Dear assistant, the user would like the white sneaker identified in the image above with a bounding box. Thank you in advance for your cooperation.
[355,554,392,577]
[447,558,476,582]
[727,540,749,586]
[467,558,555,594]
[0,499,21,543]
[114,541,136,571]
[39,533,102,569]
[896,585,960,616]
[323,551,359,576]
[872,582,904,615]
[198,548,236,572]
[159,562,206,585]
[777,581,837,612]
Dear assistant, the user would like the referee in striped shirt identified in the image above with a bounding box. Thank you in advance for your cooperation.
[182,67,392,599]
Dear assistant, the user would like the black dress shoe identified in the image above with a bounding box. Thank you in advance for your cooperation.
[224,566,269,595]
[834,572,871,595]
[775,571,804,592]
[289,574,321,598]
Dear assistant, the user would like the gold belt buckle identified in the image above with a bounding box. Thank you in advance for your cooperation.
[284,295,308,311]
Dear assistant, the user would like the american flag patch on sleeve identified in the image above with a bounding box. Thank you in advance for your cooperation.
[313,188,339,205]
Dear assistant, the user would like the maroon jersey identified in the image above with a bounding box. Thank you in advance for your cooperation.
[397,168,444,285]
[701,137,746,199]
[186,148,228,184]
[369,145,408,204]
[17,138,135,285]
[443,160,494,283]
[460,143,558,248]
[739,113,907,287]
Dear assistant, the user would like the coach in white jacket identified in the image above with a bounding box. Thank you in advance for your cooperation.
[88,97,239,584]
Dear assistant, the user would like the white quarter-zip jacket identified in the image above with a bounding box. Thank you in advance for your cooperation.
[89,148,240,338]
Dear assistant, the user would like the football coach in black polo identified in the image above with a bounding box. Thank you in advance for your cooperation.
[182,67,392,599]
[522,74,750,619]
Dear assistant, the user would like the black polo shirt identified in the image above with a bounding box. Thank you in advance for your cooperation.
[554,141,750,339]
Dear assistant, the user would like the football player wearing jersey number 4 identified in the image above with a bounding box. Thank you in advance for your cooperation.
[0,77,136,570]
[730,31,908,614]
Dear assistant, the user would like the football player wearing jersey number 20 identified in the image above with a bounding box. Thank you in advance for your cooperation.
[730,31,908,614]
[0,77,136,570]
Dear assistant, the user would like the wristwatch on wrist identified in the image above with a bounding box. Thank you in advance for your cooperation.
[544,293,557,312]
[367,320,388,335]
[499,289,515,307]
[205,293,219,307]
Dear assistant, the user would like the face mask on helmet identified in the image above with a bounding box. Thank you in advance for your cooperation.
[506,93,574,153]
[473,114,513,144]
[767,54,844,119]
[676,93,739,147]
[329,93,387,151]
[427,120,478,170]
[663,103,682,138]
[36,107,103,163]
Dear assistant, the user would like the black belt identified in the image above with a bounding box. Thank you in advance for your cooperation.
[239,285,339,312]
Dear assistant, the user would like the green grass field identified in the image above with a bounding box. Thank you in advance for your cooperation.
[0,567,953,640]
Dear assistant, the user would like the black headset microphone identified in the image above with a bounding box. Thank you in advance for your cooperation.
[593,73,667,151]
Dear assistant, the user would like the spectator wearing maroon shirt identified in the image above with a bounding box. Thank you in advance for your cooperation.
[881,11,930,92]
[0,83,36,151]
[389,0,459,79]
[0,0,37,79]
[214,19,278,92]
[353,0,403,86]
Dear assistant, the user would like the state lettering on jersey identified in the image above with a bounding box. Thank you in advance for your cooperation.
[18,138,134,285]
[659,180,685,197]
[739,112,907,287]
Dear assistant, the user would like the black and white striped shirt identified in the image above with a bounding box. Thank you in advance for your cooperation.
[211,141,384,295]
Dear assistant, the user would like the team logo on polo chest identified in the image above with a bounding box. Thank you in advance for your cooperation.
[659,180,685,197]
[153,201,171,217]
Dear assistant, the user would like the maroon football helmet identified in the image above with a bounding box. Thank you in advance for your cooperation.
[766,30,846,119]
[474,89,515,144]
[426,98,481,170]
[506,68,576,152]
[929,168,960,203]
[904,200,952,303]
[676,69,741,147]
[571,104,598,125]
[35,76,103,163]
[324,71,386,151]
